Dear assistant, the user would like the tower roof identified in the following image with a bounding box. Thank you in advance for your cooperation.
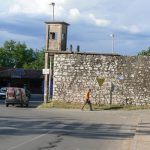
[45,21,70,26]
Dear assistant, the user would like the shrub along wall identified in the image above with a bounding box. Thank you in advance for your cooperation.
[53,53,150,105]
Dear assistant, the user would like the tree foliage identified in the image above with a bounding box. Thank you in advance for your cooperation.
[0,40,44,69]
[138,47,150,56]
[23,50,44,69]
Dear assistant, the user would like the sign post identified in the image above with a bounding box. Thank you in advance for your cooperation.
[96,77,105,105]
[117,75,125,104]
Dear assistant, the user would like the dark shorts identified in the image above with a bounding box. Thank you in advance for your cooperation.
[85,99,91,104]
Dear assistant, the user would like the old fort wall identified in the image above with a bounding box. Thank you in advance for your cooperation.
[53,53,150,105]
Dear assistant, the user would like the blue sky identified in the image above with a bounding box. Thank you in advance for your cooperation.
[0,0,150,55]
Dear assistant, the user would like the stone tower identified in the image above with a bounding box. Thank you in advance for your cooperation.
[45,22,69,52]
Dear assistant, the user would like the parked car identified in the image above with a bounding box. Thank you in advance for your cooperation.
[5,87,29,107]
[24,89,31,99]
[0,87,7,99]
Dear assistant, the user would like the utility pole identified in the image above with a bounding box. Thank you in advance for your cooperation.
[44,52,49,103]
[46,2,55,102]
[110,34,115,53]
[50,2,55,22]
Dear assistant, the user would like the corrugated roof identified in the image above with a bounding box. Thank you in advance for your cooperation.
[0,68,43,79]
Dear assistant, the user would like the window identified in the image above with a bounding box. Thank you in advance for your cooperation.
[62,33,65,40]
[49,32,58,40]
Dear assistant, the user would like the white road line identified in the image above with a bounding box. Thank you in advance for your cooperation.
[7,131,52,150]
[6,122,74,150]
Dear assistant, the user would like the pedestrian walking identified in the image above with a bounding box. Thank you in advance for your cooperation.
[81,88,93,111]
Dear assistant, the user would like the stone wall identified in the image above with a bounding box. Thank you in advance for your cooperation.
[53,53,150,105]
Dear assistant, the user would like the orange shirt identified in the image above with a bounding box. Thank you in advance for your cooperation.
[85,91,90,100]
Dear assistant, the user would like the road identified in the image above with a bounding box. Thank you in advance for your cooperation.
[0,96,149,150]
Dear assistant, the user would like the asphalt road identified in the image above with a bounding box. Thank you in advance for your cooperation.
[0,96,146,150]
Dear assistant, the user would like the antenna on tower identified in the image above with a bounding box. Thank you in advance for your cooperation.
[49,2,55,22]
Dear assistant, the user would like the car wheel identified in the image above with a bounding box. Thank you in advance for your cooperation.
[6,103,9,107]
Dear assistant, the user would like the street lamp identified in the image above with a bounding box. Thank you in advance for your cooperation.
[110,34,115,53]
[49,2,55,22]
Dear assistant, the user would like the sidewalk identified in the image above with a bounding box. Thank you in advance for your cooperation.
[130,114,150,150]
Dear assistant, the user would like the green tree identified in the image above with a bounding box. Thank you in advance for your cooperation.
[23,50,44,69]
[0,40,16,67]
[138,47,150,56]
[0,47,11,67]
[11,42,35,68]
[0,40,44,69]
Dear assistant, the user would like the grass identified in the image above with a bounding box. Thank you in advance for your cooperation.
[38,100,150,111]
[122,105,150,110]
[38,101,82,109]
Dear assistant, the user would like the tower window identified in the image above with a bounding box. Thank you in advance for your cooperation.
[49,32,58,40]
[62,33,65,40]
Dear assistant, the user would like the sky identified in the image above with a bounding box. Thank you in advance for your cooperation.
[0,0,150,55]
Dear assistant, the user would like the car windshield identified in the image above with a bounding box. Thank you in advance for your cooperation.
[0,87,7,92]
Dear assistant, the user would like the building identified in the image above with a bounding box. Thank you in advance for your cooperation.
[44,22,69,103]
[45,21,69,52]
[0,68,43,94]
[43,21,150,105]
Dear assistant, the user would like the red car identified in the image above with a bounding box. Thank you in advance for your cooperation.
[5,87,29,107]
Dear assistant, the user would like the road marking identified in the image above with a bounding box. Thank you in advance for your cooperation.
[6,122,67,150]
[7,131,52,150]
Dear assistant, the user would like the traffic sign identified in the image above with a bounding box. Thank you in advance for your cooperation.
[42,69,50,74]
[96,77,105,87]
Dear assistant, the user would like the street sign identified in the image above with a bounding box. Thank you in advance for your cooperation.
[117,75,124,80]
[117,75,124,84]
[42,69,50,74]
[96,77,105,87]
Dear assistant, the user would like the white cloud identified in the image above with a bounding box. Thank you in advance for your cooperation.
[6,0,48,15]
[121,25,140,34]
[0,0,66,17]
[89,13,111,27]
[69,8,80,21]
